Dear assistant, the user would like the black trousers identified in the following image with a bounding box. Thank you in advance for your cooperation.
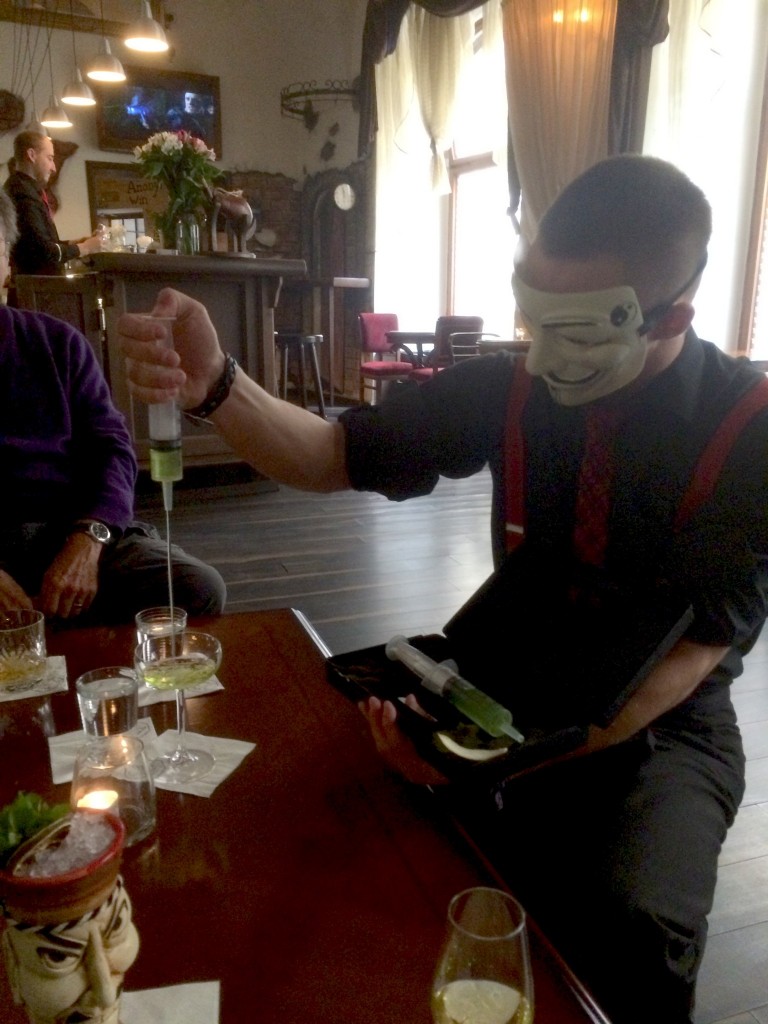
[454,686,745,1024]
[0,522,226,625]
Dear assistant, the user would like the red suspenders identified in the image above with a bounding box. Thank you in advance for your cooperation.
[503,364,768,554]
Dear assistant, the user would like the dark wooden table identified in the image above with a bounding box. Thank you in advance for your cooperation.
[0,610,609,1024]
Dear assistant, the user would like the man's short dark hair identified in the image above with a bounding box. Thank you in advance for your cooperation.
[538,156,712,297]
[13,130,48,164]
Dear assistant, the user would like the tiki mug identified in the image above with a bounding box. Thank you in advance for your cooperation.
[0,812,139,1024]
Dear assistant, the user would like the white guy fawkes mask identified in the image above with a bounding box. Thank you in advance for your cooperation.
[512,274,648,406]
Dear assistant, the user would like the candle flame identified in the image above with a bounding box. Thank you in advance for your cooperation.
[77,789,119,810]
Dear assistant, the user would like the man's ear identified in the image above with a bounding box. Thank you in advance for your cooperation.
[646,301,695,341]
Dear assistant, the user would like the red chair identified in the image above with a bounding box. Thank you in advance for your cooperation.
[359,313,415,403]
[408,315,484,382]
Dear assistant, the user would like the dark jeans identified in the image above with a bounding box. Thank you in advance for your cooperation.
[453,686,745,1024]
[0,522,226,625]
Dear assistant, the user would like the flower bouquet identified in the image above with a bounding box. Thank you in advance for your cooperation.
[134,130,222,252]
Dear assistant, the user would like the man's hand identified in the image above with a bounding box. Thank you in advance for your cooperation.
[358,695,449,786]
[37,534,102,619]
[0,570,34,613]
[118,288,226,411]
[75,231,103,257]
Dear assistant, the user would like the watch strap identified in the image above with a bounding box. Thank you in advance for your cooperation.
[183,353,238,422]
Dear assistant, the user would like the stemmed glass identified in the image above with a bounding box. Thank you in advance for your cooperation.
[134,630,222,783]
[431,887,534,1024]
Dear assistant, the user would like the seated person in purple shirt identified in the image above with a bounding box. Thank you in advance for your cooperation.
[0,191,225,623]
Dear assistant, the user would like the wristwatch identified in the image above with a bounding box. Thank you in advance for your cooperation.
[71,520,112,545]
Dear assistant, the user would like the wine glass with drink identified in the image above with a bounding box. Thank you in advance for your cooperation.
[134,630,222,783]
[431,887,534,1024]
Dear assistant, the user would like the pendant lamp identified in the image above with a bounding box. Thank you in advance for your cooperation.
[41,98,73,129]
[63,2,96,106]
[124,1,169,52]
[86,39,126,83]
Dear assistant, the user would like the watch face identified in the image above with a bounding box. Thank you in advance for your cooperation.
[88,522,111,544]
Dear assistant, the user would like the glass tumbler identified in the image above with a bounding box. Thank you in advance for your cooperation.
[135,606,188,645]
[0,609,46,693]
[71,734,156,847]
[76,667,139,737]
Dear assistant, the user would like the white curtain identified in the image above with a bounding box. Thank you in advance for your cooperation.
[373,4,484,327]
[374,11,441,326]
[410,7,473,192]
[643,0,768,351]
[502,0,617,240]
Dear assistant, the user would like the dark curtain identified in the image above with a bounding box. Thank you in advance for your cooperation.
[357,0,670,189]
[610,0,670,154]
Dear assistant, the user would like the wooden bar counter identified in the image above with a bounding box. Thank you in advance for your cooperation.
[16,252,307,469]
[0,610,610,1024]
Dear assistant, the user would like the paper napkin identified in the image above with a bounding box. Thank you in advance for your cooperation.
[151,731,256,797]
[122,981,220,1024]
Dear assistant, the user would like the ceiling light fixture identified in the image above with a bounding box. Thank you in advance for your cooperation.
[86,1,126,82]
[41,37,72,129]
[63,3,96,107]
[124,0,169,53]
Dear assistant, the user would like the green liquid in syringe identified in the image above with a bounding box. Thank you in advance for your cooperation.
[150,446,183,482]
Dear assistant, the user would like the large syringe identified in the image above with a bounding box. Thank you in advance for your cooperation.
[146,317,182,512]
[385,635,525,744]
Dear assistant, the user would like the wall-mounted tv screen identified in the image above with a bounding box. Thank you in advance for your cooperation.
[95,67,222,156]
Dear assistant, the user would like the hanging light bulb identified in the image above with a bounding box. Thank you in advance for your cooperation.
[41,33,72,129]
[63,68,96,106]
[124,0,169,52]
[63,3,97,106]
[41,97,73,129]
[86,38,127,83]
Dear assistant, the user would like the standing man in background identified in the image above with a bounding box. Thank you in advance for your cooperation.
[3,130,102,305]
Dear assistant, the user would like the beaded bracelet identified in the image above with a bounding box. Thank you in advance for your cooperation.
[183,353,238,421]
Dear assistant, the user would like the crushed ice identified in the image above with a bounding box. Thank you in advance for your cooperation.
[22,813,113,877]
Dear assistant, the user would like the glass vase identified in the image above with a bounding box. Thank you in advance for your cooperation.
[174,212,201,255]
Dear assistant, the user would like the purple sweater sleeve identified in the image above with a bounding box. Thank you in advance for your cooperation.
[67,327,138,529]
[0,308,137,531]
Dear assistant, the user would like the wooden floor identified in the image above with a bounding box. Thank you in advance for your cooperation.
[137,467,768,1024]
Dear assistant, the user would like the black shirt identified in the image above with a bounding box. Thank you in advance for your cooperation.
[3,170,79,278]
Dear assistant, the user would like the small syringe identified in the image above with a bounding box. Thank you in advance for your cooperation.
[385,635,525,744]
[145,317,182,512]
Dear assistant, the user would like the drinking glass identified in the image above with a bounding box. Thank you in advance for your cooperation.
[134,630,222,783]
[0,610,46,693]
[431,887,534,1024]
[76,667,138,736]
[135,606,188,645]
[71,734,156,847]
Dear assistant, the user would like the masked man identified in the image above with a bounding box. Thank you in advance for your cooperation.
[118,156,768,1024]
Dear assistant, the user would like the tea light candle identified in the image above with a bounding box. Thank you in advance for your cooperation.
[77,789,119,811]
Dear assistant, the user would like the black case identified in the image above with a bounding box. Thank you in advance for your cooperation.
[326,544,694,783]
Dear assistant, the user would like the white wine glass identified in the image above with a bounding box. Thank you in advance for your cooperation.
[431,887,534,1024]
[134,629,222,783]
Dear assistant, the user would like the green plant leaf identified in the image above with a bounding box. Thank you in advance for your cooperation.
[0,792,69,869]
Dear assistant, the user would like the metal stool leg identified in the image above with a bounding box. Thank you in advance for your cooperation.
[306,336,326,419]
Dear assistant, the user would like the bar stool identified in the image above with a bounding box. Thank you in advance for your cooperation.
[275,331,327,418]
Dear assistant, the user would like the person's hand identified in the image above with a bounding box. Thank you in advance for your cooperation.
[76,231,103,257]
[118,288,226,411]
[37,535,101,619]
[0,570,34,613]
[358,695,449,786]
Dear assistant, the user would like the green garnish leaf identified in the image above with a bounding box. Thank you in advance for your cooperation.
[0,792,70,869]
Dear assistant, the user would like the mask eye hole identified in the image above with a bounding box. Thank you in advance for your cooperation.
[37,945,83,972]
